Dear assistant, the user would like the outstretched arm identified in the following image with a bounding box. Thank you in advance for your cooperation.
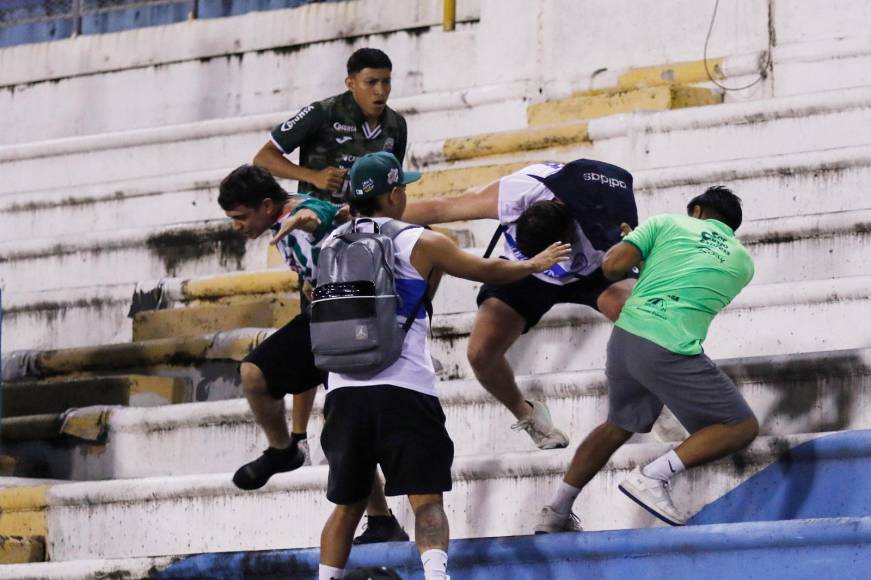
[602,241,642,280]
[411,230,570,284]
[402,179,501,225]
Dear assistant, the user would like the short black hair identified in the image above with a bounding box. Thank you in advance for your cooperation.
[516,200,575,258]
[686,185,743,231]
[218,165,286,210]
[347,48,392,75]
[348,194,384,217]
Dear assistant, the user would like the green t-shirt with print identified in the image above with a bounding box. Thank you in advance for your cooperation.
[615,214,755,356]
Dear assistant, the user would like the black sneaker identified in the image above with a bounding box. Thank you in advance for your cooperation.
[352,511,410,544]
[232,445,305,490]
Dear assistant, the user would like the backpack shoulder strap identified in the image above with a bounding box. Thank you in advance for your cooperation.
[377,218,423,240]
[483,224,507,258]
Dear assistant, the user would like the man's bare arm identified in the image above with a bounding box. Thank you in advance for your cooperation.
[402,180,500,225]
[253,142,346,192]
[602,241,642,281]
[412,230,570,284]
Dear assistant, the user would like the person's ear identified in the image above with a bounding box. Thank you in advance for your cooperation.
[345,75,354,90]
[690,205,703,219]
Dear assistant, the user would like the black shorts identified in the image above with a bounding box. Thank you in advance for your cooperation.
[320,385,454,505]
[476,267,624,333]
[241,312,326,399]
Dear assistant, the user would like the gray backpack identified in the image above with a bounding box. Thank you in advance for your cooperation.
[310,218,429,377]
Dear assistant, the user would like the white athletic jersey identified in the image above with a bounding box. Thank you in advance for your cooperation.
[326,218,437,397]
[498,163,604,285]
[269,202,321,286]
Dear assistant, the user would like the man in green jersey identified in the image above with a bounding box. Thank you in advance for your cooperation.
[254,48,407,203]
[535,186,759,531]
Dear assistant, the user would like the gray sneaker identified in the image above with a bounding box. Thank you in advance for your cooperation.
[534,505,582,534]
[618,466,686,526]
[298,439,312,466]
[511,401,569,449]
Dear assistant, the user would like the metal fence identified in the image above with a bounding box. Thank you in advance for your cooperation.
[0,0,335,46]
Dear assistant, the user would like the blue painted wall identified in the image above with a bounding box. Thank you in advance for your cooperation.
[0,0,338,48]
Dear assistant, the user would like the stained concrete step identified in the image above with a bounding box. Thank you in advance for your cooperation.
[4,275,868,395]
[430,275,871,381]
[17,348,869,481]
[0,84,532,195]
[0,219,265,294]
[0,431,851,562]
[410,85,871,173]
[526,85,722,126]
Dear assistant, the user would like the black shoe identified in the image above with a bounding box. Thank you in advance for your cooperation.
[232,445,305,490]
[352,511,410,544]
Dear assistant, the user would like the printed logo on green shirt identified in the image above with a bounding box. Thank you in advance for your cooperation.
[697,230,732,263]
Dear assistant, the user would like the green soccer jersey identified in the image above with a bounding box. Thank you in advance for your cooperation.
[616,214,755,356]
[270,91,408,203]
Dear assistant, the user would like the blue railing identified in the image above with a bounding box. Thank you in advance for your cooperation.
[0,0,341,48]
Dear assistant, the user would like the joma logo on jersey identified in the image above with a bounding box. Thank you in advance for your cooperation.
[333,122,357,133]
[583,172,628,189]
[281,105,315,132]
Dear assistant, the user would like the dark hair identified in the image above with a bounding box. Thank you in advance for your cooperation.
[218,165,286,210]
[348,194,384,217]
[347,48,392,75]
[686,185,743,231]
[515,200,575,258]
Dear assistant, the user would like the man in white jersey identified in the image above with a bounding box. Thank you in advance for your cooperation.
[402,160,637,450]
[316,152,571,580]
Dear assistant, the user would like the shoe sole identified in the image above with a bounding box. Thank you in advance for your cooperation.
[232,449,306,491]
[537,430,570,450]
[617,483,686,527]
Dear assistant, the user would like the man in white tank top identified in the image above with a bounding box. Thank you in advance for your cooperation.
[402,161,637,451]
[316,152,571,580]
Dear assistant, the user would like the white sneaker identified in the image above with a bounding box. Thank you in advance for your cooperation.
[534,505,582,534]
[511,401,569,449]
[618,466,686,526]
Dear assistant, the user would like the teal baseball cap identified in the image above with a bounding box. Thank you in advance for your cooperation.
[349,152,422,199]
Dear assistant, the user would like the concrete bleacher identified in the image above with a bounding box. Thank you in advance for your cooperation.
[1,0,870,576]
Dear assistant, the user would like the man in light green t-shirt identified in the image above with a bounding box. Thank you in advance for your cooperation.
[535,186,760,533]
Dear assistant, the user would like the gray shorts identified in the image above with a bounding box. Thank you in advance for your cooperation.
[606,326,754,434]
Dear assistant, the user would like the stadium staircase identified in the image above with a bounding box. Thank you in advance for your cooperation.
[1,17,870,578]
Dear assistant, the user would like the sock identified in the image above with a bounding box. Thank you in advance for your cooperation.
[642,449,686,482]
[291,432,308,444]
[548,481,581,515]
[422,548,449,580]
[319,564,344,580]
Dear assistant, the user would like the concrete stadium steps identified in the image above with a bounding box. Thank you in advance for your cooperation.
[526,85,722,126]
[409,84,871,173]
[0,169,228,243]
[0,431,855,562]
[19,348,870,481]
[430,275,871,381]
[4,274,868,397]
[8,516,868,579]
[5,183,861,352]
[1,328,268,403]
[0,86,532,195]
[0,219,267,295]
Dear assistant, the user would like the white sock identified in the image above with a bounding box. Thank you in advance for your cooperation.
[422,548,449,580]
[548,481,581,515]
[642,449,686,482]
[319,564,344,580]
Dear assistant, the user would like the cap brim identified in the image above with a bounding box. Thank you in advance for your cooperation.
[401,170,422,185]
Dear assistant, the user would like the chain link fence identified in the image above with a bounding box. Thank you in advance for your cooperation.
[0,0,336,46]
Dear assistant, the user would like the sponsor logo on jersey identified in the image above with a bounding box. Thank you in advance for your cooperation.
[280,105,315,132]
[335,136,353,144]
[583,172,628,189]
[340,154,359,164]
[383,137,395,151]
[333,122,357,133]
